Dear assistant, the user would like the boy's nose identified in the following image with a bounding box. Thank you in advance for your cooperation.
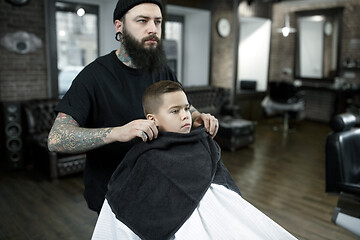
[181,111,189,120]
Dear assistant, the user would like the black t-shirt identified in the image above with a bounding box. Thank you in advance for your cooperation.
[55,50,178,212]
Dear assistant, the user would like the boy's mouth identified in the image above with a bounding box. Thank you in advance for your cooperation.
[182,123,191,129]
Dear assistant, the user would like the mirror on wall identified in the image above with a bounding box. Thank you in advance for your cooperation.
[294,8,343,82]
[166,5,211,87]
[237,17,271,92]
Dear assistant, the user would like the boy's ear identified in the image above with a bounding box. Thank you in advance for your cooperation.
[146,114,154,120]
[146,114,160,126]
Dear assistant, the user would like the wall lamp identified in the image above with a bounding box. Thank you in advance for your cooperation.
[277,14,296,37]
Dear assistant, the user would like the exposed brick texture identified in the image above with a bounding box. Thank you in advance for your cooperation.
[0,0,48,101]
[211,0,271,89]
[210,0,235,89]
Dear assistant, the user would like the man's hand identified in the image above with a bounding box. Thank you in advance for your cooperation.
[192,113,219,138]
[108,119,158,143]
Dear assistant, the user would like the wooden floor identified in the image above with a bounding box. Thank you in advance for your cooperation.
[0,118,358,240]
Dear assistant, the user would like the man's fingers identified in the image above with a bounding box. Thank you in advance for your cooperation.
[202,114,210,131]
[148,122,158,139]
[141,131,148,142]
[206,115,218,137]
[138,120,158,142]
[210,118,219,138]
[196,113,219,138]
[144,122,158,141]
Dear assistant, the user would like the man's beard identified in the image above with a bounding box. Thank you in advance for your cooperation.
[122,27,167,73]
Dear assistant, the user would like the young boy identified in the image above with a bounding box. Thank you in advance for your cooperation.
[141,80,193,136]
[92,81,296,240]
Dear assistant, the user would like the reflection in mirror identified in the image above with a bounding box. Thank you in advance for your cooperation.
[295,8,343,81]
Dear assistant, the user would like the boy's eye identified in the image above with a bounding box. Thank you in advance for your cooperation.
[171,109,178,114]
[155,20,162,25]
[185,106,190,111]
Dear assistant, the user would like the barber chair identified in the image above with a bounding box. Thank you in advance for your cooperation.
[23,99,86,179]
[325,113,360,237]
[261,81,305,132]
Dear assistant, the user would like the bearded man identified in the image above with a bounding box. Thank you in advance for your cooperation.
[48,0,219,214]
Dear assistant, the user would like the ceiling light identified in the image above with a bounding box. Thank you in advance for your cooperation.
[311,15,325,22]
[277,14,296,37]
[59,30,66,37]
[77,7,85,17]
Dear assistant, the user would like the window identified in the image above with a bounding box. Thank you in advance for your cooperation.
[55,1,99,97]
[164,15,184,82]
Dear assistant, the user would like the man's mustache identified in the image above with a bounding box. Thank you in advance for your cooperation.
[142,35,160,43]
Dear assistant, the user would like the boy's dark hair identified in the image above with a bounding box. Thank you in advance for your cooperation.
[142,80,185,115]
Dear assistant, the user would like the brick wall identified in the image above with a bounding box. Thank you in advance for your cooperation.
[169,0,239,89]
[210,0,272,89]
[341,0,360,83]
[0,0,48,102]
[270,0,360,84]
[210,0,235,89]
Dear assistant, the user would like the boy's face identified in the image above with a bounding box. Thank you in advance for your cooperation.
[148,91,192,134]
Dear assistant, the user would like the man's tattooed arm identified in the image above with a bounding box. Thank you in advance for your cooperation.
[47,113,113,154]
[190,106,201,123]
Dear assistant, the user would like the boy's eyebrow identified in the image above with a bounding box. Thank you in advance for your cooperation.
[168,103,190,110]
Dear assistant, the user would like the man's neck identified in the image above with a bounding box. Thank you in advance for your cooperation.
[116,44,137,69]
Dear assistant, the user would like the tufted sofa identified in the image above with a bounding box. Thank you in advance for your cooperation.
[184,86,233,116]
[185,86,255,152]
[23,99,86,179]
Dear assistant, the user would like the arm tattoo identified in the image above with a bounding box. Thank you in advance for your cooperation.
[190,108,197,114]
[48,113,112,153]
[190,106,201,123]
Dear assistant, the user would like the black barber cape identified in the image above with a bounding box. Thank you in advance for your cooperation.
[106,127,241,240]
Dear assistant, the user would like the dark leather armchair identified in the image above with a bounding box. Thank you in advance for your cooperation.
[23,99,86,179]
[325,113,360,237]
